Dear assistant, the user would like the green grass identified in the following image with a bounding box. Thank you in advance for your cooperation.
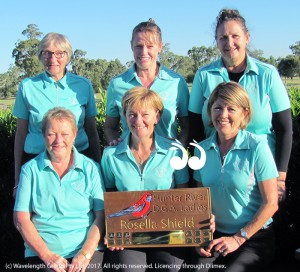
[282,77,300,88]
[0,98,15,107]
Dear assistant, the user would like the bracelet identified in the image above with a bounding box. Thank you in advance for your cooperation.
[13,184,19,190]
[232,235,241,246]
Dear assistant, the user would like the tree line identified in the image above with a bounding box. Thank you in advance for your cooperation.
[0,24,300,99]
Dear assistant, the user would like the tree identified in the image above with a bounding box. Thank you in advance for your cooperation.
[249,49,264,60]
[71,49,87,75]
[188,46,220,74]
[278,55,300,79]
[101,59,126,90]
[0,65,21,98]
[12,24,43,78]
[290,41,300,56]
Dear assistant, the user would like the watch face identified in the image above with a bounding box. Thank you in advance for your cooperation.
[86,253,92,260]
[241,229,248,239]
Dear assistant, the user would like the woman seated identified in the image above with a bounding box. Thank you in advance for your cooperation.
[193,82,278,271]
[101,86,190,271]
[14,107,105,272]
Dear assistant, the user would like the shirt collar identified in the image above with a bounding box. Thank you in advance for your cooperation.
[206,54,259,75]
[115,132,168,156]
[38,146,84,171]
[42,69,69,88]
[204,130,250,152]
[124,62,172,83]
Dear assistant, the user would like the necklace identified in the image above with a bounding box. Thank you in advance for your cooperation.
[133,149,144,167]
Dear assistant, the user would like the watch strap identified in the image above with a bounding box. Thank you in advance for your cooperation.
[79,250,92,260]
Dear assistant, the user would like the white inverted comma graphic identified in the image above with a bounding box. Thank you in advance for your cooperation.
[169,139,206,170]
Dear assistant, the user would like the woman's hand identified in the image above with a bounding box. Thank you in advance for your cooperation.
[206,236,241,257]
[42,251,68,272]
[195,246,212,257]
[108,138,123,147]
[210,214,216,233]
[68,252,91,272]
[104,235,124,251]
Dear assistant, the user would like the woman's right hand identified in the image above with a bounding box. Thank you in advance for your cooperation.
[195,246,212,257]
[108,138,123,147]
[42,251,68,272]
[104,235,124,251]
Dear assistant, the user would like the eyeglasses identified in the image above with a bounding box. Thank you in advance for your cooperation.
[41,50,66,59]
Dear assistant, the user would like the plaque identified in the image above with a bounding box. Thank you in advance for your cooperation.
[104,188,212,248]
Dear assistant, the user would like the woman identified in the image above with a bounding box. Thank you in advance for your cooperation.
[13,32,101,196]
[188,9,292,200]
[104,19,189,147]
[193,82,278,271]
[101,86,190,271]
[14,107,105,272]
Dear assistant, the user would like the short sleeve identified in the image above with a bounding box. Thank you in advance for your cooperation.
[12,82,29,120]
[14,166,33,212]
[105,80,120,117]
[254,139,279,182]
[85,80,98,117]
[269,67,291,113]
[90,162,106,211]
[192,146,202,183]
[188,70,204,114]
[101,150,116,189]
[177,78,189,117]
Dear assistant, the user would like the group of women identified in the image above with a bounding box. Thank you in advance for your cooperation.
[13,8,292,272]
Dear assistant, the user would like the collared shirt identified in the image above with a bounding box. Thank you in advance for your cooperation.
[13,71,98,154]
[14,148,105,258]
[188,55,291,154]
[193,130,278,233]
[101,133,189,191]
[106,64,189,139]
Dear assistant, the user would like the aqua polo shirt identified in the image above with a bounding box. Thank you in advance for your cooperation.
[106,64,189,139]
[188,55,291,154]
[193,130,278,234]
[14,148,105,258]
[101,133,189,191]
[13,71,98,154]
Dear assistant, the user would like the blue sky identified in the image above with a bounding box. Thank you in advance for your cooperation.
[1,0,299,73]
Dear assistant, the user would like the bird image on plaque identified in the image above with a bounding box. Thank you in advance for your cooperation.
[104,188,212,248]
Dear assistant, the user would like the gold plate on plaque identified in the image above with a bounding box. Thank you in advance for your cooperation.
[104,188,212,248]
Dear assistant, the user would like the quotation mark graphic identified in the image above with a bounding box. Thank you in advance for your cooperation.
[170,140,206,170]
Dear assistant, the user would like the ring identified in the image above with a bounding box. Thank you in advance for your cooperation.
[219,249,223,253]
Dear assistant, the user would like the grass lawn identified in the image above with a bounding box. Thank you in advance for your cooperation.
[283,77,300,88]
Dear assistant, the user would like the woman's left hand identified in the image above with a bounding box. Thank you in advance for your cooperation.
[68,253,90,272]
[210,214,216,233]
[207,236,241,256]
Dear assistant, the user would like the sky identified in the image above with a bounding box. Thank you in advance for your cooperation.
[0,0,299,73]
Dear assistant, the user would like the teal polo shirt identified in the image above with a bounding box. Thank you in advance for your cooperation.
[188,55,291,154]
[101,133,189,191]
[13,71,98,154]
[193,130,278,233]
[14,148,105,258]
[106,64,189,139]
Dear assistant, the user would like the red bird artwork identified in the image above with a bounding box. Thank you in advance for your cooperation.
[107,192,152,219]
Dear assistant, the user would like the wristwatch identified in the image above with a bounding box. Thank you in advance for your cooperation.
[240,228,249,240]
[79,250,92,260]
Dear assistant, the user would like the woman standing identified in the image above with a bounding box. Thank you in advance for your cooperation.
[13,32,101,196]
[188,9,292,200]
[104,19,189,147]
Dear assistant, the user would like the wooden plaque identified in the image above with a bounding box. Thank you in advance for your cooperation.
[104,188,212,248]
